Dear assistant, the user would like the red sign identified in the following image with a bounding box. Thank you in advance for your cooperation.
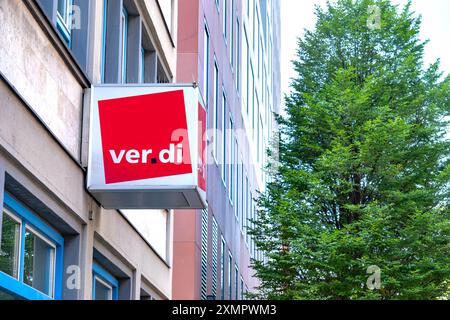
[98,90,192,184]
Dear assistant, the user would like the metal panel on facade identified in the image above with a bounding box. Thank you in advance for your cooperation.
[86,84,207,209]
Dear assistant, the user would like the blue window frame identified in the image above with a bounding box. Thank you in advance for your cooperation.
[56,0,73,46]
[92,262,119,300]
[0,193,64,300]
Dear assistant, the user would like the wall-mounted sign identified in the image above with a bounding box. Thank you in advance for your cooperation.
[86,84,207,209]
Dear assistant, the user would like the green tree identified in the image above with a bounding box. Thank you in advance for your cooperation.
[250,0,450,300]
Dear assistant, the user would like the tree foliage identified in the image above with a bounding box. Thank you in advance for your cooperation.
[251,0,450,300]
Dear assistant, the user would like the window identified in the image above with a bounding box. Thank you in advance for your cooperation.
[247,192,252,245]
[56,0,73,45]
[23,226,56,298]
[239,158,244,226]
[252,203,256,258]
[228,252,232,300]
[249,65,254,118]
[213,59,219,160]
[120,8,128,83]
[254,4,259,50]
[242,27,249,113]
[38,0,90,70]
[101,1,164,84]
[245,176,249,237]
[140,287,155,300]
[220,237,226,300]
[235,265,239,300]
[0,211,21,280]
[101,0,107,83]
[236,19,241,92]
[240,277,244,300]
[211,218,218,297]
[257,105,260,163]
[221,91,227,185]
[0,193,63,300]
[92,262,118,300]
[230,0,234,66]
[140,47,145,83]
[259,116,263,164]
[253,89,258,137]
[250,0,255,49]
[259,36,263,79]
[222,0,227,41]
[229,118,234,204]
[200,209,208,300]
[203,22,210,105]
[234,141,239,218]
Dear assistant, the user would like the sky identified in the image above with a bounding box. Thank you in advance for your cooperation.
[280,0,450,97]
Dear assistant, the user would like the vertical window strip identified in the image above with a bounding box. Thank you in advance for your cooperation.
[56,0,72,45]
[220,237,226,300]
[203,22,210,105]
[235,265,239,300]
[228,252,232,300]
[240,277,244,300]
[211,218,218,297]
[213,59,219,160]
[230,0,234,66]
[236,19,241,92]
[240,160,244,230]
[101,0,108,83]
[140,46,145,83]
[200,209,208,300]
[221,91,227,184]
[234,140,239,218]
[120,7,128,84]
[229,118,234,203]
[223,0,227,40]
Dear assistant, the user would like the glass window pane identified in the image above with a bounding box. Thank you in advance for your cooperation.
[0,288,23,300]
[23,229,55,297]
[95,278,112,300]
[140,47,145,83]
[57,0,68,20]
[0,212,21,279]
[121,9,128,84]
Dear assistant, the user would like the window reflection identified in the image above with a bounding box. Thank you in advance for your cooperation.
[0,211,21,279]
[23,228,56,298]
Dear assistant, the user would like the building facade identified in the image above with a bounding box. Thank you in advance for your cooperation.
[0,0,177,300]
[173,0,281,300]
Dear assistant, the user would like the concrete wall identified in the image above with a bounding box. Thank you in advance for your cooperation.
[0,0,83,158]
[0,0,177,300]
